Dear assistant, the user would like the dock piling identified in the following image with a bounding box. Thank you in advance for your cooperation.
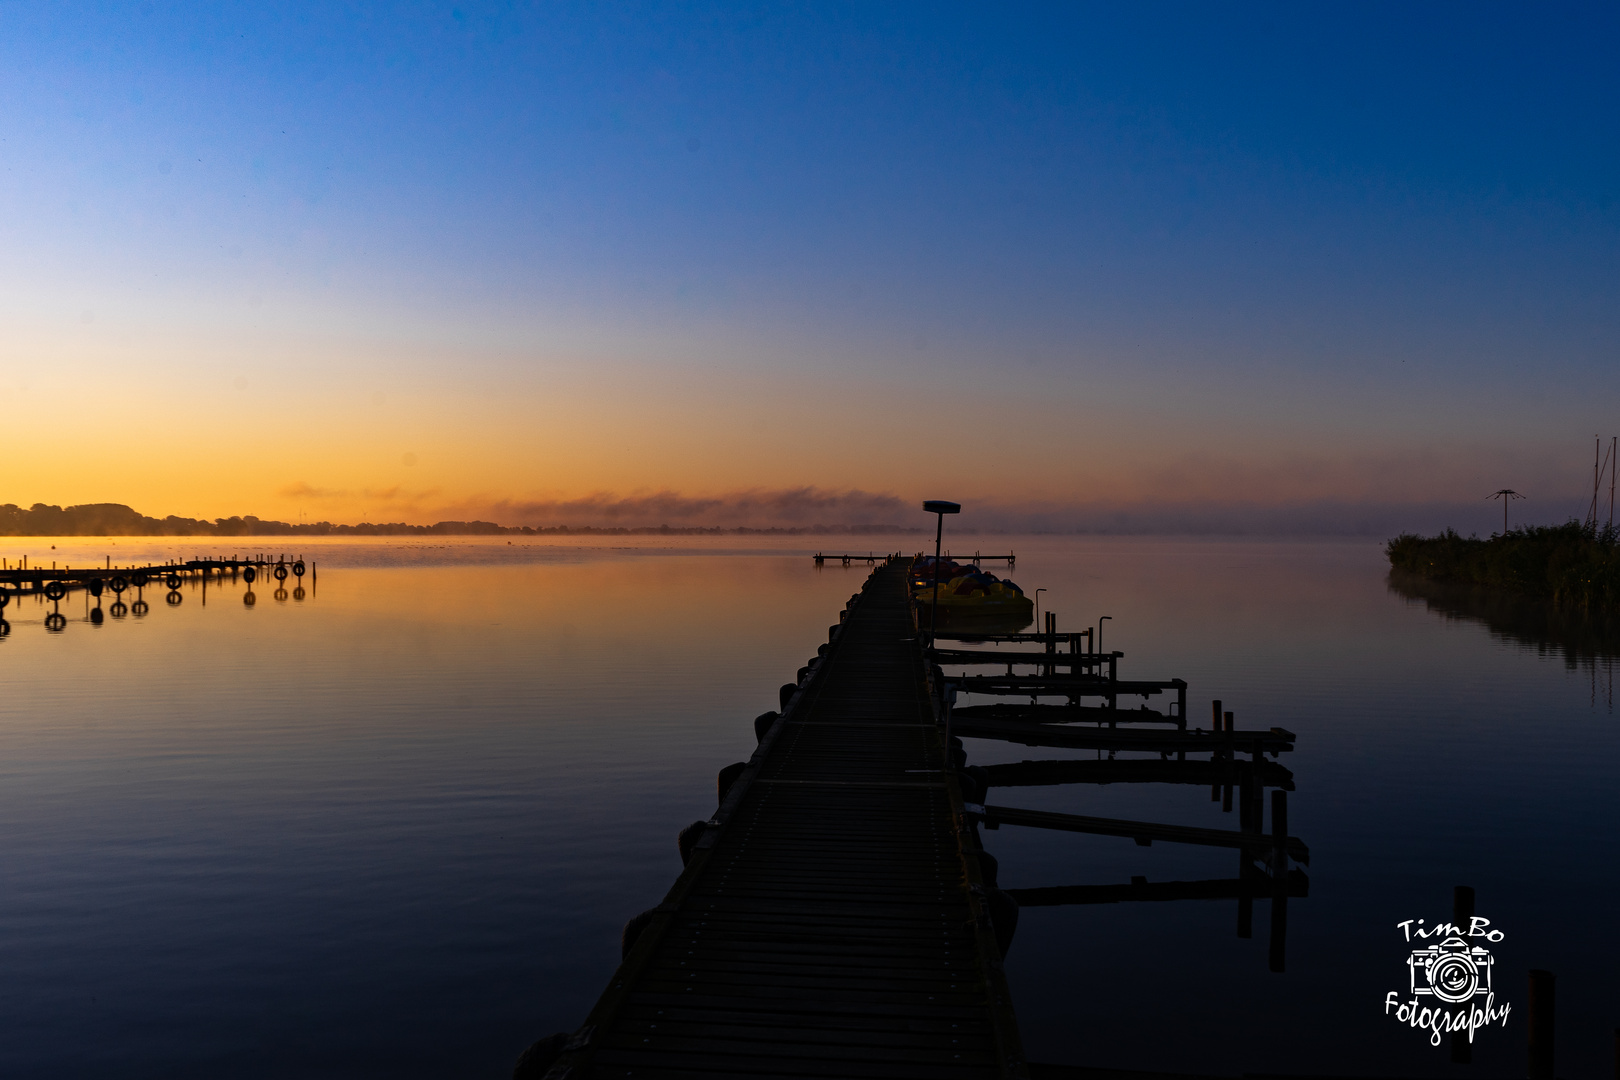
[1528,969,1556,1079]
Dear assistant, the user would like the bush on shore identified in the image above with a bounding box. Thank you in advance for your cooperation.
[1386,521,1620,608]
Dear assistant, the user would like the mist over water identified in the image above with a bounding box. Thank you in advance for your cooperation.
[1,536,1615,1077]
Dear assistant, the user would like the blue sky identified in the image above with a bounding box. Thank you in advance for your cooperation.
[2,3,1617,531]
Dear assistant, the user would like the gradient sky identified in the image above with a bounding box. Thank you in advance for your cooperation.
[3,3,1617,531]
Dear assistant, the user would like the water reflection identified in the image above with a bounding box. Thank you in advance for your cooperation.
[1388,570,1620,704]
[0,537,1615,1078]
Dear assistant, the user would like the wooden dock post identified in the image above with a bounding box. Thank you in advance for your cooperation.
[1528,969,1555,1080]
[1222,711,1235,812]
[1451,885,1476,1063]
[1210,700,1222,800]
[1268,789,1288,973]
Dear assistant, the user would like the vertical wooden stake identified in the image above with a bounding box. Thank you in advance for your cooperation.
[1528,970,1555,1080]
[1236,853,1253,939]
[1268,790,1288,973]
[1452,886,1475,1064]
[1222,712,1235,812]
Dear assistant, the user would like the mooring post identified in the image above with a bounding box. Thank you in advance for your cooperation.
[1210,699,1223,801]
[1452,885,1476,1063]
[1528,969,1555,1080]
[1237,759,1258,939]
[1269,788,1288,973]
[1222,711,1235,811]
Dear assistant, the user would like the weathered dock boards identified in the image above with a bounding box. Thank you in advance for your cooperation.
[546,558,1026,1079]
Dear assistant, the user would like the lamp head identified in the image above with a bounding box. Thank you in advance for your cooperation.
[923,500,961,515]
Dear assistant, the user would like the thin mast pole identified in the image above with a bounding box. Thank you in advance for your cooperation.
[1594,436,1603,528]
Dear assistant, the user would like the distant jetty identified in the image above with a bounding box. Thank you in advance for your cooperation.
[1386,522,1620,608]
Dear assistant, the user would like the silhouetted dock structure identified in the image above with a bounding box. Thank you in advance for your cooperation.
[0,554,314,633]
[531,556,1307,1078]
[815,550,1015,567]
[545,557,1024,1078]
[0,554,309,593]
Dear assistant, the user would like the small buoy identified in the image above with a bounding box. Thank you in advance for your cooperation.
[0,589,9,609]
[243,566,257,584]
[131,573,149,588]
[778,683,797,711]
[43,581,66,601]
[109,576,128,594]
[293,561,306,577]
[89,578,104,598]
[274,565,288,581]
[716,762,747,805]
[164,573,181,590]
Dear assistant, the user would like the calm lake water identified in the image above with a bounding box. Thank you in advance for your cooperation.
[1,536,1615,1078]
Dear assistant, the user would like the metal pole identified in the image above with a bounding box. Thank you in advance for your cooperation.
[930,512,943,644]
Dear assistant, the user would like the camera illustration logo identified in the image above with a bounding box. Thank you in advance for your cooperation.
[1384,916,1510,1047]
[1409,936,1493,1004]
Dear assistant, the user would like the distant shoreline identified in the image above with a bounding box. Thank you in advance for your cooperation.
[1,502,925,537]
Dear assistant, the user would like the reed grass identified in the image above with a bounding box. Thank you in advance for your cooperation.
[1386,521,1620,608]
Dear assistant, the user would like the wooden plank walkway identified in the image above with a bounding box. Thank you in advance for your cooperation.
[546,558,1026,1079]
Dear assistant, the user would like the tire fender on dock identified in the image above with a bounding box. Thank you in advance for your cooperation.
[716,762,747,805]
[753,711,779,743]
[677,820,708,866]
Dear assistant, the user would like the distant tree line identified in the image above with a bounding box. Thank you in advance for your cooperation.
[0,503,919,537]
[1386,521,1620,608]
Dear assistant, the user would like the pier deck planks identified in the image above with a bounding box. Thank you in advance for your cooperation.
[551,560,1026,1079]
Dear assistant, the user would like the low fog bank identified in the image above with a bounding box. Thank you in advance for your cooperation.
[3,491,1589,538]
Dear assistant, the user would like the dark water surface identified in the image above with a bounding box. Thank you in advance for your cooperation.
[1,537,1615,1077]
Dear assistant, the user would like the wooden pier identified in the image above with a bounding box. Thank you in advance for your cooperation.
[815,550,1016,567]
[0,555,313,632]
[542,557,1026,1079]
[0,555,310,593]
[527,557,1308,1077]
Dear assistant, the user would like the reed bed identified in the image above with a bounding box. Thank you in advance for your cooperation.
[1386,521,1620,608]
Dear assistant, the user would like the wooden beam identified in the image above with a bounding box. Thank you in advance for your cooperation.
[1006,869,1309,906]
[976,803,1309,865]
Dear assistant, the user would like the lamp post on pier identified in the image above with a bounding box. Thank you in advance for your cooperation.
[922,500,961,645]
